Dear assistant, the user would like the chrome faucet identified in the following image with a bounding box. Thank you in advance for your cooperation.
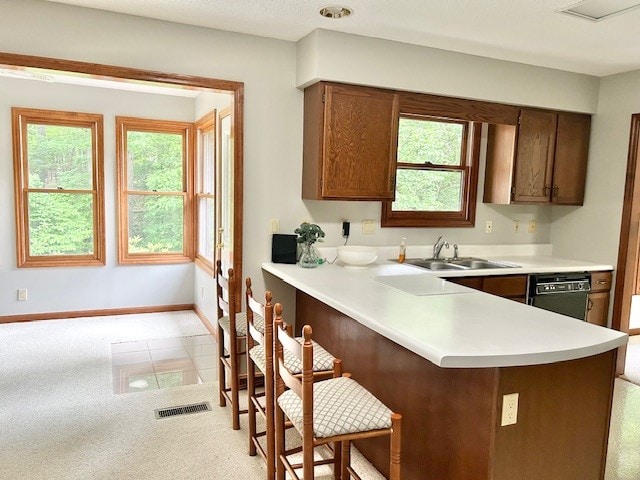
[432,236,449,259]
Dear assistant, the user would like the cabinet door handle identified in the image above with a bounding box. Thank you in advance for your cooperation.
[596,279,607,285]
[587,299,594,311]
[544,185,551,195]
[553,185,559,197]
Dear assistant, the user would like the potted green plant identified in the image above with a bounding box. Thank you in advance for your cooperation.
[294,222,325,268]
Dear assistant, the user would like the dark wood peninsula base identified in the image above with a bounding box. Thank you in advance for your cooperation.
[296,290,617,480]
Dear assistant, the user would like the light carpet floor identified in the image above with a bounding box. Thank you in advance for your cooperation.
[621,334,640,386]
[0,311,382,480]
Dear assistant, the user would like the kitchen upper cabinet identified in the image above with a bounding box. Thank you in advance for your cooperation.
[587,271,613,327]
[553,113,591,204]
[513,110,557,203]
[302,82,399,200]
[484,109,591,205]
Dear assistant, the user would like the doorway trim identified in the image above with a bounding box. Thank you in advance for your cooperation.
[0,51,244,282]
[612,113,640,373]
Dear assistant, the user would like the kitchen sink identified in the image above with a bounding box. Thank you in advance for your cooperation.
[404,257,520,271]
[406,259,468,270]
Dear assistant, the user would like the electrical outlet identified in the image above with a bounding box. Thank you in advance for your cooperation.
[485,220,493,234]
[514,220,520,234]
[362,219,376,235]
[270,219,280,234]
[501,393,519,426]
[528,220,537,233]
[17,288,28,301]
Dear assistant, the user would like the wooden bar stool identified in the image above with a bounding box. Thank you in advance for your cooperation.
[273,304,401,480]
[216,260,263,430]
[246,283,338,480]
[246,281,276,479]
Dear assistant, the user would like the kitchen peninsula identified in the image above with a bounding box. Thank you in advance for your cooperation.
[263,258,627,480]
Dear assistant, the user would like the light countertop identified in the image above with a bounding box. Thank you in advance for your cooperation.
[262,255,626,369]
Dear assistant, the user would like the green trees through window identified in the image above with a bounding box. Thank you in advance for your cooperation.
[27,124,96,255]
[392,117,465,212]
[12,108,105,267]
[116,117,193,264]
[126,130,185,253]
[381,114,480,227]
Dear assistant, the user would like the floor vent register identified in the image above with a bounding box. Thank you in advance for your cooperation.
[155,401,211,419]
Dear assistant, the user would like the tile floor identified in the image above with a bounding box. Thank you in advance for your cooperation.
[111,334,216,393]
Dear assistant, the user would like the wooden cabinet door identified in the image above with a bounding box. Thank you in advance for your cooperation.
[586,292,610,327]
[447,276,483,290]
[552,113,591,205]
[512,109,557,203]
[321,84,399,199]
[482,275,528,298]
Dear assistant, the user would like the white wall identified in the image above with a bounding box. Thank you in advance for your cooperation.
[0,76,196,315]
[0,0,301,317]
[297,30,600,113]
[1,0,624,322]
[194,91,232,120]
[552,69,640,266]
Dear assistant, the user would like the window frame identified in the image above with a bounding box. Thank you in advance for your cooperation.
[116,116,194,264]
[382,114,481,228]
[12,107,105,267]
[194,111,216,275]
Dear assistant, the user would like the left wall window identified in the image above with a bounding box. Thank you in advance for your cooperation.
[12,108,105,267]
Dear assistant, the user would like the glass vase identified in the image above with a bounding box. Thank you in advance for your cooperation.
[298,243,319,268]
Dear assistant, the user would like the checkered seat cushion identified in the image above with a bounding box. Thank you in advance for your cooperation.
[277,376,393,439]
[249,339,335,374]
[218,312,264,337]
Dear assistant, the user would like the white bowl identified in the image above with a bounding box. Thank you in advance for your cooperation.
[336,245,378,267]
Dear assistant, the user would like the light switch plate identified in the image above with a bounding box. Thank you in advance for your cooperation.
[362,219,376,235]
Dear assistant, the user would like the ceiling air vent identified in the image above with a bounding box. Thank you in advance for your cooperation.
[155,401,211,419]
[560,0,640,21]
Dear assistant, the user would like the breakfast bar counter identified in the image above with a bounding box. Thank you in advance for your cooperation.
[263,260,627,480]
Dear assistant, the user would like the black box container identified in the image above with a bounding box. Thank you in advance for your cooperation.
[271,234,297,264]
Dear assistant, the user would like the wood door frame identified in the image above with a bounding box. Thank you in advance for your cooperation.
[612,113,640,374]
[0,51,244,282]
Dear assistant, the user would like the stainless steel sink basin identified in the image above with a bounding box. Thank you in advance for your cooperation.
[404,257,520,271]
[407,259,468,270]
[447,258,518,269]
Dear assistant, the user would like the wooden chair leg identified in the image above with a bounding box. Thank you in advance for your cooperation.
[390,413,402,480]
[230,339,240,430]
[217,326,227,407]
[265,370,275,480]
[333,441,343,480]
[341,440,351,480]
[275,404,286,480]
[247,357,257,456]
[303,435,314,480]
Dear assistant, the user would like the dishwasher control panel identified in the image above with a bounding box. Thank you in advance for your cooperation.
[535,279,590,294]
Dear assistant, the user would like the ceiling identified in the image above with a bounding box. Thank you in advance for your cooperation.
[45,0,640,77]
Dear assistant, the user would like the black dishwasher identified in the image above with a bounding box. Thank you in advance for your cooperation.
[527,273,591,321]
